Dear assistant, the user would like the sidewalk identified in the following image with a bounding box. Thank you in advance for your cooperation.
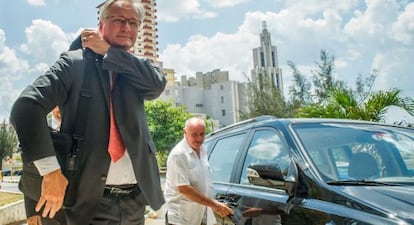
[145,205,166,225]
[1,175,20,183]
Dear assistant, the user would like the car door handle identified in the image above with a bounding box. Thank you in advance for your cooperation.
[216,196,238,208]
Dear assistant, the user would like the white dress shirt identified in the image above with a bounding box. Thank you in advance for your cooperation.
[164,139,217,225]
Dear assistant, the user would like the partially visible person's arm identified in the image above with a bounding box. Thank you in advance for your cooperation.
[80,29,166,101]
[177,185,233,217]
[10,50,76,219]
[33,156,61,176]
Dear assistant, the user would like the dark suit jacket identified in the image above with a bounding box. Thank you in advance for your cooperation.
[10,46,166,224]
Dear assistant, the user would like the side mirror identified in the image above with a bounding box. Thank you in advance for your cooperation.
[247,161,299,198]
[284,160,298,197]
[247,164,285,188]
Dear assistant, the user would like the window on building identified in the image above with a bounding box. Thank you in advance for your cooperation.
[196,104,203,108]
[222,109,226,116]
[220,85,224,90]
[221,96,224,103]
[260,51,265,67]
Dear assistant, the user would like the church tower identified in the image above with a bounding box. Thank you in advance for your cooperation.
[250,21,283,95]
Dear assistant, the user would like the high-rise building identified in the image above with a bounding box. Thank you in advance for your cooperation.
[96,0,159,64]
[133,0,159,63]
[251,21,283,95]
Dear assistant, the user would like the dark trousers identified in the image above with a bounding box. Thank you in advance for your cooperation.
[24,191,146,225]
[24,196,67,225]
[91,191,146,225]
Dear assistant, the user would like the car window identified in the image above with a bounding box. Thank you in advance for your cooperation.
[294,123,414,183]
[209,133,247,182]
[240,129,290,186]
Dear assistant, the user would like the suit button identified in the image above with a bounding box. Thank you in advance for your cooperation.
[101,176,107,182]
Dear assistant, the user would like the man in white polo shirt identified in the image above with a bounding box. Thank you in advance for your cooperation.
[164,117,233,225]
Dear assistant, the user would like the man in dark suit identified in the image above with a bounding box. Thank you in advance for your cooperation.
[10,0,166,224]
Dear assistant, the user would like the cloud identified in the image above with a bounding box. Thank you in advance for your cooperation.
[373,48,414,97]
[20,19,72,64]
[0,30,31,121]
[391,2,414,45]
[160,30,257,81]
[344,0,400,47]
[157,0,255,22]
[207,0,251,8]
[158,0,216,22]
[0,19,76,121]
[27,0,45,6]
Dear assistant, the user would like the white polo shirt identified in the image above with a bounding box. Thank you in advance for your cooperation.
[165,139,216,225]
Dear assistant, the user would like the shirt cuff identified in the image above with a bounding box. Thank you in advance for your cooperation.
[33,156,61,176]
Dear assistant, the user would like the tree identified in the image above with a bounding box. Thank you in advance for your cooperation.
[287,61,312,116]
[145,100,192,167]
[296,87,414,122]
[242,73,287,119]
[288,61,312,105]
[0,120,18,170]
[311,50,346,104]
[355,71,377,104]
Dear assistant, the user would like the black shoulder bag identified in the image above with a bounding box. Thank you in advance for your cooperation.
[20,49,94,207]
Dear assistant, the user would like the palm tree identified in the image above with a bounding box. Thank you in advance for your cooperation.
[296,88,414,122]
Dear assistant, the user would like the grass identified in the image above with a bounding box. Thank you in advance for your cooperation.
[0,191,24,207]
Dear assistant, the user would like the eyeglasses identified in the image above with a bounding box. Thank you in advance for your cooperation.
[106,16,140,29]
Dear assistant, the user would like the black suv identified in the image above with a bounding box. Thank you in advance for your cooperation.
[204,116,414,225]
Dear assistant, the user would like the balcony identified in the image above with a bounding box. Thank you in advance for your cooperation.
[144,52,154,57]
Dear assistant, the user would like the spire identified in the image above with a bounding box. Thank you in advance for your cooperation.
[262,20,267,31]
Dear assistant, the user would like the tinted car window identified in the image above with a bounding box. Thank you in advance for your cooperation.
[209,133,247,182]
[293,122,414,182]
[239,129,290,185]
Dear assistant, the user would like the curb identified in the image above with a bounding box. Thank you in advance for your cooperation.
[1,176,21,183]
[0,199,25,225]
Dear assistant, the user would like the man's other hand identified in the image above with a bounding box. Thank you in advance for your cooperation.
[36,169,68,218]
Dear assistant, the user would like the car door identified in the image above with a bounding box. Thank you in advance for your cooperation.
[207,126,341,225]
[225,128,291,225]
[215,128,337,225]
[207,131,249,225]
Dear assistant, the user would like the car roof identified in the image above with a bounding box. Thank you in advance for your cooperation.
[206,115,409,138]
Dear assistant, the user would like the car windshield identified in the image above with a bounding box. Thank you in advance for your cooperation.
[292,122,414,185]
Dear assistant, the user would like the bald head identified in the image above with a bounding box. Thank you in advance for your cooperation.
[184,117,206,151]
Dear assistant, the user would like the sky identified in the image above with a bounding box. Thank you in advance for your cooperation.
[0,0,414,122]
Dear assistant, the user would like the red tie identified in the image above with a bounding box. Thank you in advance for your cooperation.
[108,73,125,162]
